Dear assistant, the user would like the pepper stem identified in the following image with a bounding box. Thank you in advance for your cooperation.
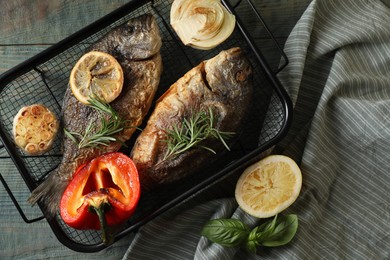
[90,202,114,245]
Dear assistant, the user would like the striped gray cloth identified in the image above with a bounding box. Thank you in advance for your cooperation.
[123,0,390,259]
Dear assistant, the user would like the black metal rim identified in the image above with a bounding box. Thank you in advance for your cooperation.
[0,0,293,252]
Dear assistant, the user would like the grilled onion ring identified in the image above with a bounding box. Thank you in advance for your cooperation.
[170,0,236,50]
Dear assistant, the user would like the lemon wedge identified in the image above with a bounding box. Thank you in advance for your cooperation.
[69,51,124,105]
[235,155,302,218]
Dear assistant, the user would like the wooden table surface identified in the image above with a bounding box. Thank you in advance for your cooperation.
[0,0,312,258]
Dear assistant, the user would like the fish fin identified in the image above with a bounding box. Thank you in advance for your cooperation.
[27,171,68,218]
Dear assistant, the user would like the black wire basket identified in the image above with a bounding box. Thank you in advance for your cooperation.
[0,0,292,252]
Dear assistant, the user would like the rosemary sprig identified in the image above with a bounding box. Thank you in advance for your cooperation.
[162,107,235,160]
[64,97,129,149]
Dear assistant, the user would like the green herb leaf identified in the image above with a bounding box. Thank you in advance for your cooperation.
[245,228,260,253]
[259,214,299,247]
[64,128,80,144]
[201,214,299,253]
[201,219,250,247]
[162,107,234,160]
[254,214,278,241]
[64,97,133,149]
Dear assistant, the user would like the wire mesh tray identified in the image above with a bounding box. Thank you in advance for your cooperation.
[0,0,292,252]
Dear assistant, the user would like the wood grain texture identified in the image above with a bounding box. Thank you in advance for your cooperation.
[0,0,129,44]
[0,0,312,258]
[0,0,129,73]
[0,0,312,73]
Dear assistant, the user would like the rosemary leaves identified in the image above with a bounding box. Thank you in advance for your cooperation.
[162,107,234,160]
[64,97,128,149]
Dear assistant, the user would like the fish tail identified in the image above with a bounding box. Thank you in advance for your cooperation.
[27,171,68,218]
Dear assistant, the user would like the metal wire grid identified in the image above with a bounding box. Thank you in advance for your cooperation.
[0,0,289,251]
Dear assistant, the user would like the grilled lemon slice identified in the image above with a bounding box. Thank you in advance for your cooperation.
[69,51,124,105]
[235,155,302,218]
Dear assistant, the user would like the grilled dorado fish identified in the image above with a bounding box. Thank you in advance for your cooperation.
[130,47,252,189]
[28,14,163,216]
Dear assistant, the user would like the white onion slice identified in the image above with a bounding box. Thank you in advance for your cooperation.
[170,0,236,50]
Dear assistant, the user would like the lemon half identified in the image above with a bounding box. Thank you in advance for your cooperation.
[235,155,302,218]
[69,51,124,105]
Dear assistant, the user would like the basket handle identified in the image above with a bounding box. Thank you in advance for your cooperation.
[0,172,45,223]
[232,0,289,73]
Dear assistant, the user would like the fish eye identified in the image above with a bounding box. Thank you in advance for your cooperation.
[123,25,135,35]
[235,70,247,82]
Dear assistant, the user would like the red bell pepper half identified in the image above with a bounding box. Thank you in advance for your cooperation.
[60,152,141,244]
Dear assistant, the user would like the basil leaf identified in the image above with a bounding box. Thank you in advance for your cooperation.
[244,227,260,253]
[201,219,250,247]
[255,214,278,241]
[260,214,299,247]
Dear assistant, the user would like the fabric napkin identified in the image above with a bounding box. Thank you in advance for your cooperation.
[123,0,390,259]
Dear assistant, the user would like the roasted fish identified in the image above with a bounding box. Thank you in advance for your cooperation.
[28,14,163,216]
[130,47,252,189]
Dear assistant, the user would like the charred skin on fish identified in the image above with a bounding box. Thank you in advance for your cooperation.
[131,47,253,189]
[28,14,163,217]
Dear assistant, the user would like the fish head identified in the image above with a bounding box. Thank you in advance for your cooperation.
[204,47,252,99]
[115,14,162,60]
